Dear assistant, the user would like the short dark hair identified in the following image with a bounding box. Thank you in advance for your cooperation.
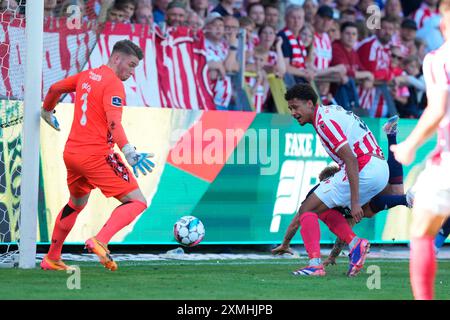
[112,40,144,60]
[264,3,280,11]
[285,84,318,105]
[381,16,397,25]
[247,2,264,15]
[340,21,358,33]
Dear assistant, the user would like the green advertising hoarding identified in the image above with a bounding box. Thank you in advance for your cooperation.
[123,112,436,244]
[33,107,439,244]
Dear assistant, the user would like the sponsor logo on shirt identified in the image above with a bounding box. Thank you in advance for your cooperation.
[111,96,122,107]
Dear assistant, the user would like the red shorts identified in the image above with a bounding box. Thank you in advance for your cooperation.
[63,151,139,199]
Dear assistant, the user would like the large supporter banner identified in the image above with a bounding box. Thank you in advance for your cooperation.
[0,16,214,109]
[38,107,438,245]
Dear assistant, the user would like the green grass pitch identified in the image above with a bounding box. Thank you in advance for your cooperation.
[1,259,449,300]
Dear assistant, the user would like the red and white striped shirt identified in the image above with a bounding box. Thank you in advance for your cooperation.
[422,40,450,164]
[314,32,332,70]
[411,3,440,30]
[313,104,383,169]
[357,36,392,117]
[205,38,232,108]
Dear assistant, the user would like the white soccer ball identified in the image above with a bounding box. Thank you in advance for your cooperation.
[173,216,205,247]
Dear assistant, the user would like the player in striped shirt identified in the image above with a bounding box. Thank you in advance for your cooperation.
[272,83,389,277]
[391,0,450,300]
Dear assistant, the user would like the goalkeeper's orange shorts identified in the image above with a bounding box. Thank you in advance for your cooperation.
[63,151,139,199]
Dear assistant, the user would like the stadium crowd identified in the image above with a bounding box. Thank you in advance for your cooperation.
[0,0,444,117]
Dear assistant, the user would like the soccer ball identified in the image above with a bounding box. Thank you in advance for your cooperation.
[173,216,205,247]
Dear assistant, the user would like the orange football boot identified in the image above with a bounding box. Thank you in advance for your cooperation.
[85,237,118,271]
[40,255,75,271]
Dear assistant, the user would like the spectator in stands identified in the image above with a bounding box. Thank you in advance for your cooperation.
[153,0,170,25]
[389,45,411,113]
[318,82,338,105]
[239,16,257,65]
[190,0,209,19]
[204,12,239,110]
[0,0,18,11]
[336,0,352,14]
[137,0,153,7]
[410,0,439,30]
[44,0,58,17]
[132,3,153,24]
[300,23,315,68]
[212,0,241,18]
[247,3,265,29]
[397,18,418,57]
[107,3,127,23]
[355,0,376,21]
[313,5,347,81]
[328,19,341,41]
[186,9,204,33]
[264,3,280,30]
[302,0,319,24]
[256,25,286,78]
[358,16,395,82]
[165,1,187,27]
[117,0,137,23]
[340,8,357,23]
[330,21,374,110]
[357,16,397,117]
[224,15,240,44]
[414,37,427,61]
[393,55,426,118]
[278,5,315,86]
[384,0,404,19]
[248,46,269,112]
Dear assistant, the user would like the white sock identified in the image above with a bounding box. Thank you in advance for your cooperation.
[309,258,322,266]
[349,236,359,250]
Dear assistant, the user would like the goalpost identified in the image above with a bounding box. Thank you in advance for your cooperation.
[0,0,101,268]
[18,0,44,269]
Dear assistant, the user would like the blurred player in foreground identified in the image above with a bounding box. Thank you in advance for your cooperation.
[40,40,155,271]
[272,84,389,277]
[391,0,450,300]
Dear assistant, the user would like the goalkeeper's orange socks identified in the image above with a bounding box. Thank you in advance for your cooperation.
[299,212,322,262]
[319,209,356,244]
[95,200,147,244]
[410,236,436,300]
[47,200,86,260]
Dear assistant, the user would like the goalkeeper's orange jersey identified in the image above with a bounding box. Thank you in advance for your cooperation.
[44,65,129,156]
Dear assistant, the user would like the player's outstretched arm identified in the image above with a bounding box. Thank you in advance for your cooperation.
[41,73,81,131]
[271,214,299,255]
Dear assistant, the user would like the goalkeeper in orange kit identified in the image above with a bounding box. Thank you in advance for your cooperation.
[40,40,155,271]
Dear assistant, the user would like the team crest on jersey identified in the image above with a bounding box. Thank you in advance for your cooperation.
[111,96,122,107]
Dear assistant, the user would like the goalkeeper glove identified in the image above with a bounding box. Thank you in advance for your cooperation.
[41,109,60,131]
[122,144,155,177]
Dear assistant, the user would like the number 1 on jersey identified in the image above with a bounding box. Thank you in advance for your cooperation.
[80,92,88,126]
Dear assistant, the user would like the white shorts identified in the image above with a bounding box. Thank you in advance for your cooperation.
[414,153,450,216]
[314,156,389,209]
